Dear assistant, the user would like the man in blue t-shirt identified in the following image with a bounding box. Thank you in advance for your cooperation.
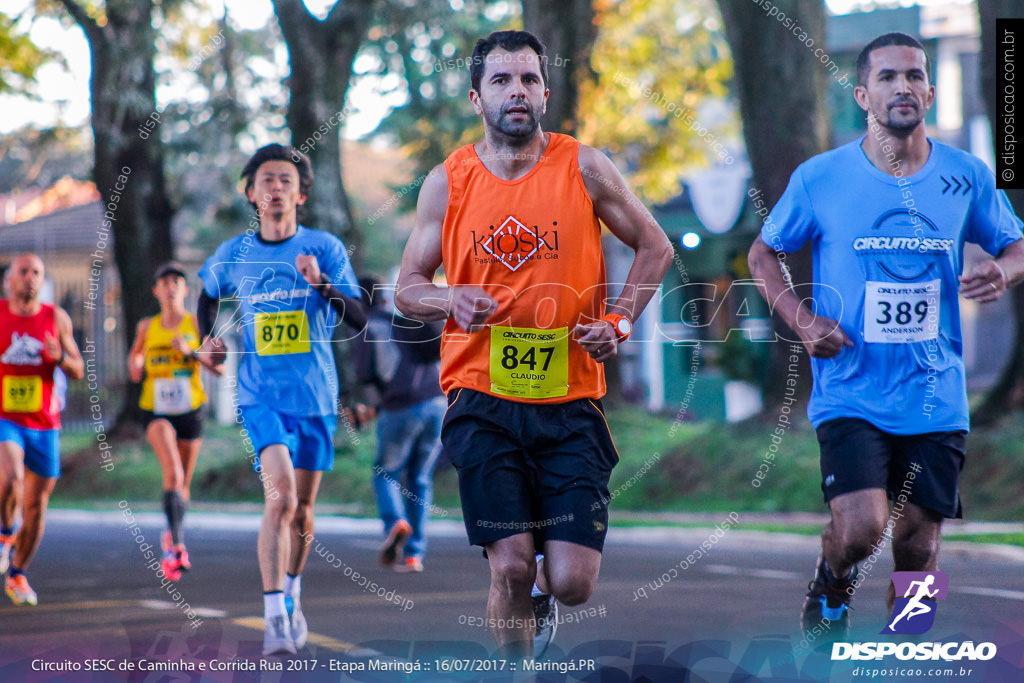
[196,144,364,655]
[749,33,1024,641]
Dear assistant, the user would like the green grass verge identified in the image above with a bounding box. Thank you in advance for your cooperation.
[600,404,1024,521]
[52,402,1024,523]
[943,533,1024,548]
[54,424,280,508]
[53,421,458,517]
[606,518,822,534]
[599,406,823,514]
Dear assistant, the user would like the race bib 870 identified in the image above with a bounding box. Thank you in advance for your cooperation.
[864,280,940,344]
[254,310,310,356]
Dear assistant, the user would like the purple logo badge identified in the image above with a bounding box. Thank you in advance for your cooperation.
[881,571,948,635]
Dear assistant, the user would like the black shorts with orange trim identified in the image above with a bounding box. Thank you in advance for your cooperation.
[441,387,618,552]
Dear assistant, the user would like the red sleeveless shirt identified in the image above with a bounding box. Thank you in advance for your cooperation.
[0,301,60,429]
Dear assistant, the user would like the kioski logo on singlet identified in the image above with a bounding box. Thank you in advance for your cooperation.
[472,216,559,271]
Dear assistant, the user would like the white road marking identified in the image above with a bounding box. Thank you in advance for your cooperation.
[959,586,1024,602]
[139,599,228,617]
[704,564,804,580]
[232,616,380,655]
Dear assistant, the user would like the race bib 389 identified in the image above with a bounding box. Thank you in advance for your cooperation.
[864,280,940,344]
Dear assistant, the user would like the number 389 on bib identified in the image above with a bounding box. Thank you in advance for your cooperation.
[864,280,940,344]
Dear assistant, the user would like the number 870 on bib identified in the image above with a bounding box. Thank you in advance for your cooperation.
[254,310,311,356]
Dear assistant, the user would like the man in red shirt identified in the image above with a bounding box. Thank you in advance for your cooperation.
[0,253,84,605]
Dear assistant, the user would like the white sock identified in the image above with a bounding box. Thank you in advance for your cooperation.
[284,574,302,609]
[264,591,287,619]
[531,554,545,597]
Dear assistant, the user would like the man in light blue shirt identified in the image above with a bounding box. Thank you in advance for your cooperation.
[197,144,363,655]
[749,33,1024,642]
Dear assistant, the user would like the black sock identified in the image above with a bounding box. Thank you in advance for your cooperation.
[163,490,186,545]
[823,558,852,586]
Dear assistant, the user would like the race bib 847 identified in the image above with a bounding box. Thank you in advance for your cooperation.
[489,326,568,399]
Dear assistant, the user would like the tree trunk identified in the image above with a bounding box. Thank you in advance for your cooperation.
[972,0,1024,425]
[716,0,830,405]
[59,0,175,429]
[521,0,597,137]
[520,0,636,404]
[271,0,376,267]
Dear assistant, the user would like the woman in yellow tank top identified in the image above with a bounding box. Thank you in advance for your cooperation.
[128,263,223,581]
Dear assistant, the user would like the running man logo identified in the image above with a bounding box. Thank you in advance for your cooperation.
[231,265,310,331]
[881,571,949,635]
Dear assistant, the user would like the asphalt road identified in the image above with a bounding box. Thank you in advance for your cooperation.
[1,509,1022,683]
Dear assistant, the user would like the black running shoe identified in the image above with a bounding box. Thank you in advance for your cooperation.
[801,556,858,641]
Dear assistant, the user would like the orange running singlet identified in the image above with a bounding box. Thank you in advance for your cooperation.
[440,133,607,403]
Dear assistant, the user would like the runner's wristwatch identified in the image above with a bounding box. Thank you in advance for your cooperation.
[603,314,632,342]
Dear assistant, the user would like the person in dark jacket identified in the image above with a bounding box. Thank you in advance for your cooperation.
[355,276,445,573]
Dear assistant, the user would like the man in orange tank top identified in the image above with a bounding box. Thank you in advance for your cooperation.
[396,30,673,659]
[0,254,84,606]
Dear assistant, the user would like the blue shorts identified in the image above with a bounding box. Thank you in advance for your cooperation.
[239,404,336,472]
[0,418,60,479]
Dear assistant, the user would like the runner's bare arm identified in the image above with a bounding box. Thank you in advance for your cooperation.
[959,238,1024,303]
[579,146,673,322]
[295,254,369,331]
[748,235,852,358]
[54,307,84,380]
[168,329,224,375]
[396,165,496,331]
[128,317,151,383]
[576,146,672,361]
[188,329,226,376]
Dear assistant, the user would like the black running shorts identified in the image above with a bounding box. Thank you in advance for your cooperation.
[816,417,965,519]
[441,388,618,551]
[141,407,204,441]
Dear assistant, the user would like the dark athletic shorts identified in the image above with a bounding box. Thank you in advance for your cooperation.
[816,417,965,519]
[141,407,204,441]
[441,388,619,552]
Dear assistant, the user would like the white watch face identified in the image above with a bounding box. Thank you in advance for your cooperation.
[616,318,631,336]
